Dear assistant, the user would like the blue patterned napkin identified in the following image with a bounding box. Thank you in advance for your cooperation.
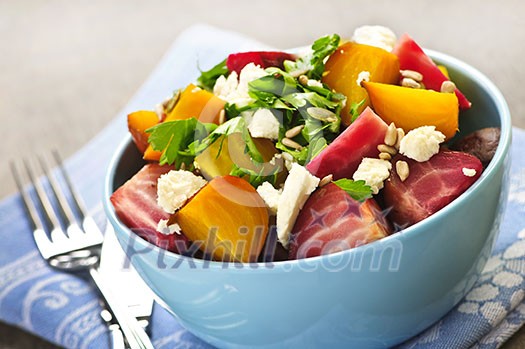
[0,24,524,349]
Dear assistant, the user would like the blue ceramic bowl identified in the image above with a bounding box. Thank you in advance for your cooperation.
[103,50,511,349]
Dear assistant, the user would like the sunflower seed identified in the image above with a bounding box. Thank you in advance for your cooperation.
[298,75,309,86]
[219,109,226,124]
[400,69,423,82]
[161,95,171,108]
[396,160,409,182]
[289,69,309,78]
[307,107,338,123]
[379,152,392,160]
[319,174,333,187]
[282,137,303,150]
[281,152,294,162]
[285,125,304,139]
[440,80,456,93]
[377,144,397,156]
[401,77,421,89]
[165,90,181,113]
[384,122,397,146]
[395,128,405,150]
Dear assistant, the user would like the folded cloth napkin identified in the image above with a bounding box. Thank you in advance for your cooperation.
[0,24,524,349]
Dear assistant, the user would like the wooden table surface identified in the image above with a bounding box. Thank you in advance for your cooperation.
[1,0,524,347]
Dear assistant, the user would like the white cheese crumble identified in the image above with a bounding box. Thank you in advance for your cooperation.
[351,25,397,52]
[213,63,268,107]
[157,219,182,235]
[247,108,280,140]
[213,72,239,100]
[281,152,295,171]
[239,63,268,89]
[399,126,446,162]
[462,167,477,177]
[356,71,370,86]
[276,163,320,248]
[157,170,207,214]
[307,79,323,88]
[256,181,282,215]
[287,49,314,77]
[352,158,392,194]
[155,103,164,119]
[238,109,255,127]
[269,153,282,166]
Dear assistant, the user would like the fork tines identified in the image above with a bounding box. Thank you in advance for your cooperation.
[10,151,103,264]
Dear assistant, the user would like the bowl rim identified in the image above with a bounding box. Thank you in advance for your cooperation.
[103,48,512,272]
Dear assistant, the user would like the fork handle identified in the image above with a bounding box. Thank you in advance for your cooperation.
[109,325,126,349]
[89,267,155,349]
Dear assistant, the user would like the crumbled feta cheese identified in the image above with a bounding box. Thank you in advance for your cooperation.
[352,158,392,194]
[351,25,397,52]
[269,153,282,166]
[235,63,268,106]
[287,50,314,77]
[281,152,295,171]
[356,71,370,86]
[239,109,255,123]
[213,72,239,99]
[462,168,477,177]
[239,63,268,89]
[256,182,282,215]
[247,108,280,140]
[213,63,268,107]
[155,103,164,119]
[399,126,446,162]
[157,219,181,235]
[276,163,320,248]
[157,170,207,214]
[307,79,323,88]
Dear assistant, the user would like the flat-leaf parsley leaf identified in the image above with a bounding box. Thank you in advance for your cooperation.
[333,179,373,202]
[146,118,216,167]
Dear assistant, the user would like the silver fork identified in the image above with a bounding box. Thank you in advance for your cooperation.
[10,151,155,349]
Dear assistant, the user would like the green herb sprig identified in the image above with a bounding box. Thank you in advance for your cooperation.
[189,117,263,163]
[197,59,229,91]
[333,179,373,202]
[146,118,217,167]
[283,34,341,80]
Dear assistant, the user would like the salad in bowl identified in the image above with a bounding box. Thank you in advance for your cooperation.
[111,26,497,263]
[104,25,510,348]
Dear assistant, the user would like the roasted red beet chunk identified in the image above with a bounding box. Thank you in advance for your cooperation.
[110,163,190,253]
[452,127,501,167]
[383,150,482,228]
[226,51,296,74]
[289,183,390,260]
[306,107,388,180]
